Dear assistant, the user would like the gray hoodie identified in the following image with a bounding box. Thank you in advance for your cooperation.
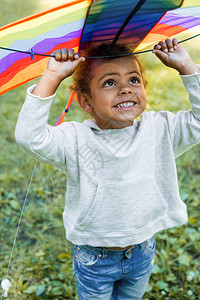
[15,73,200,247]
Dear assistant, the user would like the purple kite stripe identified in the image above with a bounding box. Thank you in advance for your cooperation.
[160,12,200,29]
[32,29,82,52]
[0,29,82,74]
[0,19,85,60]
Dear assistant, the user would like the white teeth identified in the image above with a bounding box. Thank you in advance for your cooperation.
[116,102,135,108]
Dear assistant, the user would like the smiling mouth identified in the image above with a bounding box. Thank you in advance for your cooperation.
[114,101,136,109]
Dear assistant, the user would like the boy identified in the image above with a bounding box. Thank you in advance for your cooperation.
[15,39,200,299]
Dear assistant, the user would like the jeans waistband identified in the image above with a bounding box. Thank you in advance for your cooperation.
[81,240,148,259]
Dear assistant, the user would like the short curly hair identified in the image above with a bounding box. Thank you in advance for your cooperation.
[72,42,146,100]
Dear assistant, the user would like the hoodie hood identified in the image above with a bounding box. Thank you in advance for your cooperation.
[83,119,100,130]
[82,119,136,133]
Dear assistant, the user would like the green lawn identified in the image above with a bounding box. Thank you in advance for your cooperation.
[0,2,200,299]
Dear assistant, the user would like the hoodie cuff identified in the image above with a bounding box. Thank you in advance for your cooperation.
[27,84,56,100]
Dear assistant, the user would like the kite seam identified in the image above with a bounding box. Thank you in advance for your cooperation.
[112,0,147,45]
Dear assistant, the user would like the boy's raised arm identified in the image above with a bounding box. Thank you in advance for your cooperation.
[152,39,200,157]
[15,49,84,168]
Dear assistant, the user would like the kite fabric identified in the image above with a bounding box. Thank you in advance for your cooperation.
[0,0,200,96]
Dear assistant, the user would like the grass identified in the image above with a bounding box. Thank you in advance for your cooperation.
[0,1,200,299]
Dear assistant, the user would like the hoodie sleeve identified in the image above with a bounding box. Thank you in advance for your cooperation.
[158,70,200,158]
[15,85,76,170]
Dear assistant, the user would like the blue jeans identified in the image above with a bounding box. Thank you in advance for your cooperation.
[73,236,155,299]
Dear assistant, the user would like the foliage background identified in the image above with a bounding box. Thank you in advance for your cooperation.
[0,1,200,299]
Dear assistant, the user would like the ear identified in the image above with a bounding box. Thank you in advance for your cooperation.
[78,93,93,113]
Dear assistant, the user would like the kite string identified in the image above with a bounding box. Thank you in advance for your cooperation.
[1,99,69,297]
[85,33,200,58]
[0,33,200,59]
[1,161,38,300]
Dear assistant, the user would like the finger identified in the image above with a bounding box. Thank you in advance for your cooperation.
[158,41,168,53]
[72,56,85,70]
[165,39,174,52]
[154,44,162,50]
[54,50,62,61]
[172,38,179,50]
[74,52,81,60]
[61,48,68,61]
[152,49,167,61]
[68,48,74,61]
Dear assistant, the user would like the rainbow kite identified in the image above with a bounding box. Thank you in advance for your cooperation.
[0,0,200,97]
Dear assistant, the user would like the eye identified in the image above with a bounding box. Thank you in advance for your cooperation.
[130,77,140,84]
[103,80,115,87]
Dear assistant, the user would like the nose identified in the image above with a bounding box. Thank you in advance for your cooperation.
[119,83,132,95]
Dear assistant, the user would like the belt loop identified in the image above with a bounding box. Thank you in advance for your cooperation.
[124,245,136,259]
[102,248,108,259]
[139,241,147,249]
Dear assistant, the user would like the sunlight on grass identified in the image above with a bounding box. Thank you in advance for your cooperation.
[0,0,38,26]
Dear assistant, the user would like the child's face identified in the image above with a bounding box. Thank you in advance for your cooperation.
[81,56,146,129]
